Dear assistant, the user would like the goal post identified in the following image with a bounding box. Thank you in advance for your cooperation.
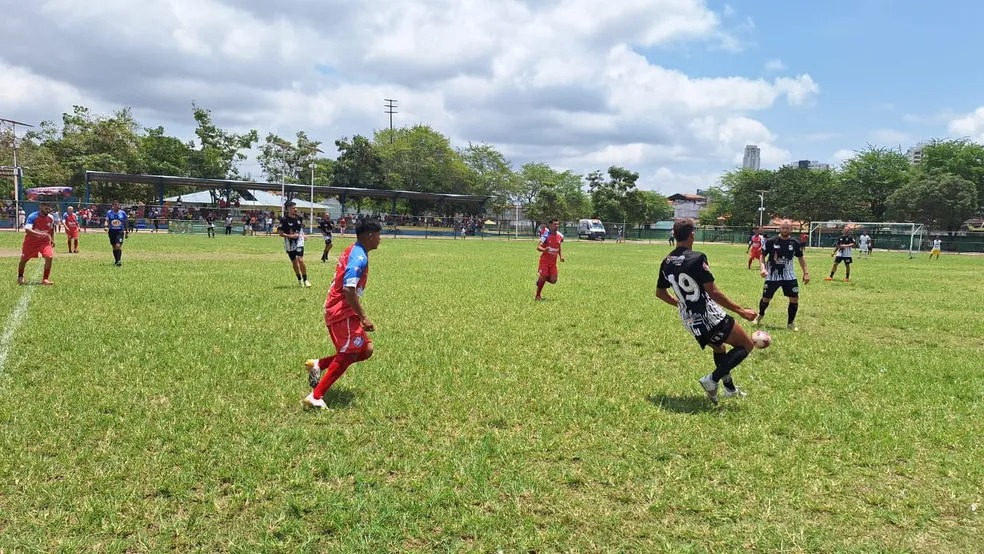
[808,221,924,258]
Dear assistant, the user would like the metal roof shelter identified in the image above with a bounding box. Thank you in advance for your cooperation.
[84,171,494,213]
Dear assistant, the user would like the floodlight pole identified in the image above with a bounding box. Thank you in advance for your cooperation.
[755,189,769,228]
[514,201,520,239]
[309,162,316,233]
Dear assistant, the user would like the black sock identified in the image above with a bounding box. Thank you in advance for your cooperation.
[113,250,121,263]
[758,299,769,317]
[721,375,737,392]
[787,303,799,325]
[296,274,302,281]
[711,347,748,381]
[302,274,307,281]
[846,269,850,279]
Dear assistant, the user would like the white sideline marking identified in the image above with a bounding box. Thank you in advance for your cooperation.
[0,270,41,377]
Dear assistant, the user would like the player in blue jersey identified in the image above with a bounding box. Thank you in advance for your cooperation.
[104,201,129,266]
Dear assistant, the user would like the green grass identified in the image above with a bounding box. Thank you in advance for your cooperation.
[0,231,982,552]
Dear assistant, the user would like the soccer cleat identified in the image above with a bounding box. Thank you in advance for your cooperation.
[754,314,763,326]
[787,323,799,332]
[823,276,833,281]
[302,392,328,410]
[115,261,122,267]
[305,359,322,388]
[17,276,25,285]
[723,386,746,399]
[40,279,54,286]
[844,278,850,282]
[698,374,719,405]
[304,280,312,288]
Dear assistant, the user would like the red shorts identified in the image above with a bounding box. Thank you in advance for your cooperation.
[538,261,558,280]
[22,240,53,260]
[65,227,80,239]
[749,248,762,259]
[325,314,372,354]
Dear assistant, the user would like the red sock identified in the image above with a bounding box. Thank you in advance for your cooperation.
[317,355,335,369]
[535,278,545,297]
[43,267,51,280]
[313,355,355,399]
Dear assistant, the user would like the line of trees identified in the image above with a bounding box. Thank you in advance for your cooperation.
[0,104,673,225]
[701,142,984,231]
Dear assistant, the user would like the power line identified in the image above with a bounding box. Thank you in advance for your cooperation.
[384,99,398,142]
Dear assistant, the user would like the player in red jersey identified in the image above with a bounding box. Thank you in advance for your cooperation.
[17,203,56,285]
[746,227,765,269]
[535,218,565,300]
[63,206,81,253]
[303,219,383,410]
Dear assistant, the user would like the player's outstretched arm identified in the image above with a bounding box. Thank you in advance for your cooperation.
[704,283,756,321]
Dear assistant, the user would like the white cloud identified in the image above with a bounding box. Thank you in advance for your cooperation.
[0,0,816,188]
[948,106,984,143]
[832,149,857,165]
[764,59,786,72]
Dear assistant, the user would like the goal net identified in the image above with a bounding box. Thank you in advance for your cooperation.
[808,221,925,258]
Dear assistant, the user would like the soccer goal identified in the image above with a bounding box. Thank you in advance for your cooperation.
[808,221,925,258]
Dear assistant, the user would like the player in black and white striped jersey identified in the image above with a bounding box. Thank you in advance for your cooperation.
[279,201,310,287]
[656,219,758,404]
[757,219,811,330]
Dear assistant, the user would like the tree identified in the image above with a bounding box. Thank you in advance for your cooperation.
[374,125,467,197]
[697,185,734,226]
[257,131,323,184]
[332,135,384,191]
[838,145,911,221]
[771,165,860,222]
[29,105,144,201]
[587,166,641,223]
[886,174,978,231]
[187,104,258,180]
[717,168,775,227]
[625,189,672,225]
[460,142,517,215]
[916,139,984,212]
[139,126,192,177]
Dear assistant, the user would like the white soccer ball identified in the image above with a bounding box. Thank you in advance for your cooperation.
[751,330,772,349]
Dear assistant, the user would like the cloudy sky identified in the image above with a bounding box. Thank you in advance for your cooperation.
[4,0,984,194]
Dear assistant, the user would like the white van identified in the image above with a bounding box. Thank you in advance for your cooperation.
[578,219,607,240]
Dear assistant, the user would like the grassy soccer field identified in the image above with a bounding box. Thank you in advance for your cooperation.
[0,231,982,552]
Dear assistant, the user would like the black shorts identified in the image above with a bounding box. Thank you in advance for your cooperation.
[835,256,852,264]
[694,315,735,349]
[108,230,125,246]
[323,236,332,244]
[287,248,305,260]
[763,279,799,299]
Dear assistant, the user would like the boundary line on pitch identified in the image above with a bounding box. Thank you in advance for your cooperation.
[0,268,42,378]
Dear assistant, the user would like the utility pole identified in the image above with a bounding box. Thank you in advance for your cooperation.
[1,117,35,228]
[384,99,398,143]
[755,189,770,228]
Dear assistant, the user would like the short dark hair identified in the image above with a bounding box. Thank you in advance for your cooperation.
[673,218,696,242]
[549,218,559,224]
[355,219,382,236]
[284,201,296,208]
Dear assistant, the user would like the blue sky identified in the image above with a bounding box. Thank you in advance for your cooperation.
[4,0,984,196]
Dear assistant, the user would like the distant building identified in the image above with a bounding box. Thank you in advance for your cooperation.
[907,143,926,164]
[742,145,761,170]
[667,193,707,219]
[797,160,831,170]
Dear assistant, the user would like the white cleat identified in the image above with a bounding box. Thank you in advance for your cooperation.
[698,374,719,405]
[304,280,312,287]
[723,387,747,399]
[302,392,328,410]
